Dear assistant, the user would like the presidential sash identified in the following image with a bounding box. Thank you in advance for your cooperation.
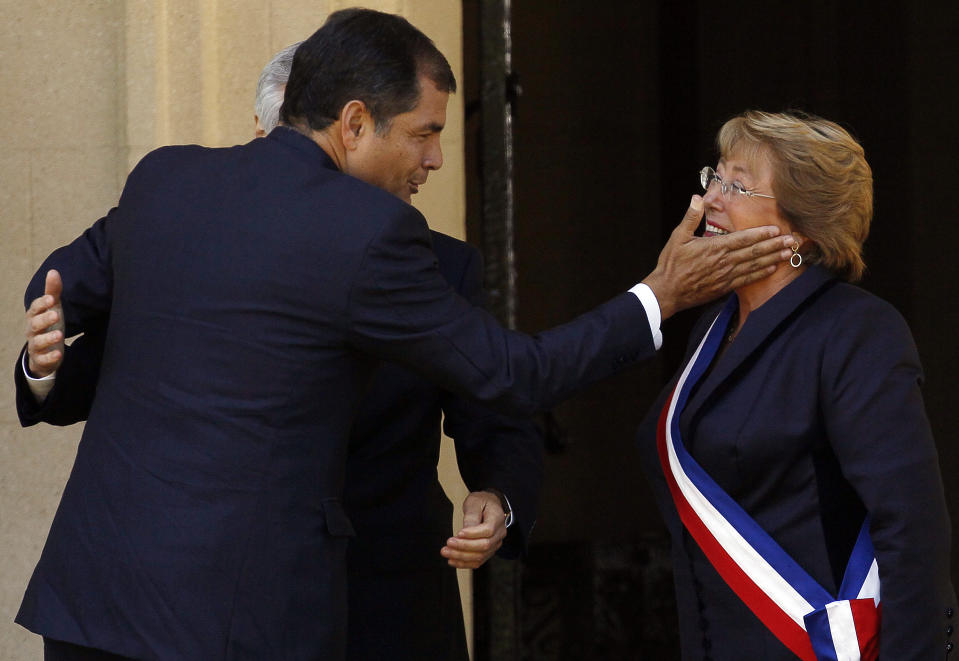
[656,298,880,661]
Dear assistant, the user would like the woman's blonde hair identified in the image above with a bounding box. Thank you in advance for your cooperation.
[717,110,873,281]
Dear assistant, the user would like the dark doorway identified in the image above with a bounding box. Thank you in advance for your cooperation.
[464,2,959,659]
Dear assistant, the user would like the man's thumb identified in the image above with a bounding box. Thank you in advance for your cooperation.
[677,195,704,236]
[45,269,63,300]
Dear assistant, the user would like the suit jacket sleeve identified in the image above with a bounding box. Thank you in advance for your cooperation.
[20,213,112,428]
[31,191,653,418]
[438,243,544,557]
[25,211,114,334]
[15,326,106,427]
[346,206,655,417]
[820,297,955,658]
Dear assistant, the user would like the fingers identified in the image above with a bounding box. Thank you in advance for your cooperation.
[702,232,794,280]
[446,533,501,550]
[455,521,497,539]
[727,265,778,291]
[671,195,705,240]
[461,491,490,528]
[725,235,795,269]
[461,505,483,530]
[45,269,63,300]
[25,272,67,378]
[712,224,783,250]
[441,491,508,568]
[27,307,61,333]
[28,327,64,352]
[28,346,63,372]
[440,533,504,569]
[27,294,57,318]
[27,325,65,377]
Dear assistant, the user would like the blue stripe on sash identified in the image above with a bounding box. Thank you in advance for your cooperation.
[669,296,847,609]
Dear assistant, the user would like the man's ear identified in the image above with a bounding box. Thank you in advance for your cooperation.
[254,114,266,138]
[340,100,370,150]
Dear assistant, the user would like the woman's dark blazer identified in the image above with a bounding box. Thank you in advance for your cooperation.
[636,265,956,660]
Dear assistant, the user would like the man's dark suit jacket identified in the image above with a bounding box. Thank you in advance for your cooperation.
[15,229,543,661]
[15,126,654,660]
[636,266,956,660]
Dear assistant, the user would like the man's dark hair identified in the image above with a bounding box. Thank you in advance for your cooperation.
[280,9,456,135]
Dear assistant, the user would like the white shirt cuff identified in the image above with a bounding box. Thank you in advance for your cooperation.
[628,283,663,350]
[22,351,56,404]
[502,492,514,528]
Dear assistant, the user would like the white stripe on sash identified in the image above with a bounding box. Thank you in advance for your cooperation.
[857,560,880,605]
[664,315,814,626]
[824,601,860,661]
[660,300,882,661]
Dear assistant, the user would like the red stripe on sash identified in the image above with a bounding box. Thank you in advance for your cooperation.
[851,600,880,660]
[657,395,817,661]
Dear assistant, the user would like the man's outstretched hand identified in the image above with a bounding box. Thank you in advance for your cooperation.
[440,491,508,569]
[25,269,66,377]
[643,196,795,320]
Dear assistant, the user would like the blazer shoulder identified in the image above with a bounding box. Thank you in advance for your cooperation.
[123,144,241,196]
[429,231,477,262]
[814,281,913,340]
[333,177,427,227]
[132,143,219,171]
[821,280,904,314]
[428,231,481,291]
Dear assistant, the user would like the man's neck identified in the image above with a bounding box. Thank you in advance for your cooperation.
[282,119,346,171]
[306,126,346,171]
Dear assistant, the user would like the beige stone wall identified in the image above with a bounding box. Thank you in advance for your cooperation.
[0,2,468,658]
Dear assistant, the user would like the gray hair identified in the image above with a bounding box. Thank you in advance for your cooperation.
[254,41,303,134]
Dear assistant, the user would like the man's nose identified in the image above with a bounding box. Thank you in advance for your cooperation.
[424,138,443,170]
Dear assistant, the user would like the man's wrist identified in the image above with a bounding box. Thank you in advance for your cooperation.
[22,350,56,403]
[629,282,663,350]
[483,488,513,528]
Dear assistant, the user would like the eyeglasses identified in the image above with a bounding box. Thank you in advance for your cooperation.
[699,166,775,200]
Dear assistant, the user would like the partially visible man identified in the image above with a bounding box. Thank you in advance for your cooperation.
[253,42,299,138]
[16,9,794,660]
[17,41,543,661]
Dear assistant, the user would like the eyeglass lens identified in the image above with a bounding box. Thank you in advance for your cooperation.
[700,167,720,193]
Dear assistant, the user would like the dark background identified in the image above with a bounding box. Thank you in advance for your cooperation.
[464,1,958,658]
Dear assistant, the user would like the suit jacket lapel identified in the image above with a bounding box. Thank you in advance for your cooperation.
[681,266,838,438]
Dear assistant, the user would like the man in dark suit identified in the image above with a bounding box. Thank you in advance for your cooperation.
[17,42,541,660]
[17,9,794,660]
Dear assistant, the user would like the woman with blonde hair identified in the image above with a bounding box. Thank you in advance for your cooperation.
[638,110,955,660]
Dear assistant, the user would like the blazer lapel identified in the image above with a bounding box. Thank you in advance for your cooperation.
[681,266,838,435]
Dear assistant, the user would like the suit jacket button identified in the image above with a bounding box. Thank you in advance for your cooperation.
[948,607,955,618]
[948,625,954,635]
[946,641,954,652]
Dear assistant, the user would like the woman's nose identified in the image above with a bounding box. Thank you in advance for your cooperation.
[703,182,723,207]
